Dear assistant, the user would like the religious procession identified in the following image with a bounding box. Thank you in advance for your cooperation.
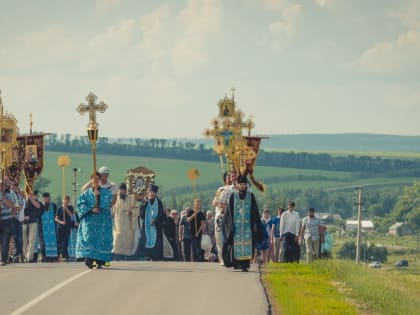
[0,90,331,272]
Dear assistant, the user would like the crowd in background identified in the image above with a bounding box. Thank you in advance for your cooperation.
[0,166,332,268]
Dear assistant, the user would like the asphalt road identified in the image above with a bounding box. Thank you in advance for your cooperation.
[0,261,269,315]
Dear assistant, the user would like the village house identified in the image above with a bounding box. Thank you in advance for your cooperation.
[388,222,412,236]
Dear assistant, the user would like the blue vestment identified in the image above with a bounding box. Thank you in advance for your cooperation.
[233,191,253,260]
[139,198,164,260]
[76,187,113,262]
[222,189,264,270]
[41,205,58,258]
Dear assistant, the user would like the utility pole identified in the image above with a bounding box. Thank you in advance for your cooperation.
[355,186,363,264]
[72,168,81,208]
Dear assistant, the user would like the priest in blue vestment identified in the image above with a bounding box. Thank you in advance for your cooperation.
[222,175,263,272]
[139,184,165,261]
[39,192,58,262]
[76,172,113,269]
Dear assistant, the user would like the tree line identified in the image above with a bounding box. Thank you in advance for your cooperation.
[46,134,420,175]
[41,134,420,232]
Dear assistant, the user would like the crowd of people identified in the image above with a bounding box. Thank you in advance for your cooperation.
[0,166,332,271]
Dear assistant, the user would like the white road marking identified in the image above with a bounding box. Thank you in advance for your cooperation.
[9,270,91,315]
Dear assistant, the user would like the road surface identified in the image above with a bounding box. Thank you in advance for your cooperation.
[0,261,269,315]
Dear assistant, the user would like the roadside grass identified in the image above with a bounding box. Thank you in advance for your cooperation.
[314,260,420,315]
[263,263,357,315]
[264,260,420,315]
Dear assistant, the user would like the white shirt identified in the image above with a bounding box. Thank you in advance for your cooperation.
[279,210,300,236]
[100,180,118,195]
[213,186,226,219]
[219,184,236,204]
[17,194,26,222]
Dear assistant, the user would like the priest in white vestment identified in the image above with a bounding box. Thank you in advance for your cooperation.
[112,183,139,259]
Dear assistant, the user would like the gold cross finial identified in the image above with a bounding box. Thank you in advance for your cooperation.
[76,92,108,130]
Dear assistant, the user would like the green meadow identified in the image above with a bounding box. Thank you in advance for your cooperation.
[41,151,352,196]
[40,152,418,203]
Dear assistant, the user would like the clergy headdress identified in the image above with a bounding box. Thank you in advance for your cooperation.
[237,175,248,184]
[98,166,110,175]
[119,182,127,190]
[148,184,159,193]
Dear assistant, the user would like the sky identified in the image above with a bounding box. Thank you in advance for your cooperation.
[0,0,419,139]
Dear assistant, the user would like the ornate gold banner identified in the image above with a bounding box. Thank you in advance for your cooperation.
[125,166,155,198]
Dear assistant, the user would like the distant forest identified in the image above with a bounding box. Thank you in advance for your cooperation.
[262,134,420,153]
[45,134,420,175]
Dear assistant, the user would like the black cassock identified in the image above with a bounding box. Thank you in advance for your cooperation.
[222,189,263,271]
[139,197,165,260]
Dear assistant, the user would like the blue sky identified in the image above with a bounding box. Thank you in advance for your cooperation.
[0,0,419,138]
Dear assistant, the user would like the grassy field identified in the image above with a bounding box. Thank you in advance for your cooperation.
[39,152,418,204]
[41,152,354,197]
[264,260,420,315]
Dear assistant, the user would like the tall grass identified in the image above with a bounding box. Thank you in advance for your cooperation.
[313,261,420,315]
[263,263,357,315]
[264,260,420,315]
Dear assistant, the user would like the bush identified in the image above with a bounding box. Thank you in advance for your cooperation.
[337,241,388,262]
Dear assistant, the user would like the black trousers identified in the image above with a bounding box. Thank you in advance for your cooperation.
[191,235,204,262]
[57,227,70,259]
[283,232,300,263]
[183,238,192,261]
[1,219,15,262]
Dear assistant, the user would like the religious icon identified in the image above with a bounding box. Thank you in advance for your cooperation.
[125,166,155,198]
[223,105,231,116]
[25,145,38,163]
[135,178,144,191]
[218,96,235,118]
[1,128,13,143]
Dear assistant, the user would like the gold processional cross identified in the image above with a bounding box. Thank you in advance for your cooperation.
[76,92,108,131]
[76,92,108,175]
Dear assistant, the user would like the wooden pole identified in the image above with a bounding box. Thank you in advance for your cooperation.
[355,186,363,264]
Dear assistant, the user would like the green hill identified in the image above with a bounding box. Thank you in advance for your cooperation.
[40,152,417,208]
[261,133,420,153]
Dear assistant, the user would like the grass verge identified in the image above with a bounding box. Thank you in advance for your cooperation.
[263,260,420,315]
[263,262,357,315]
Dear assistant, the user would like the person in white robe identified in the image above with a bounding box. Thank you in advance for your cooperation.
[112,183,139,259]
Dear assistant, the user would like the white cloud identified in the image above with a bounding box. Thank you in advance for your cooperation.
[259,0,302,51]
[89,18,136,52]
[358,30,420,72]
[314,0,334,8]
[171,0,223,75]
[0,25,78,69]
[392,0,420,30]
[79,18,138,71]
[95,0,123,13]
[357,0,420,73]
[139,5,172,63]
